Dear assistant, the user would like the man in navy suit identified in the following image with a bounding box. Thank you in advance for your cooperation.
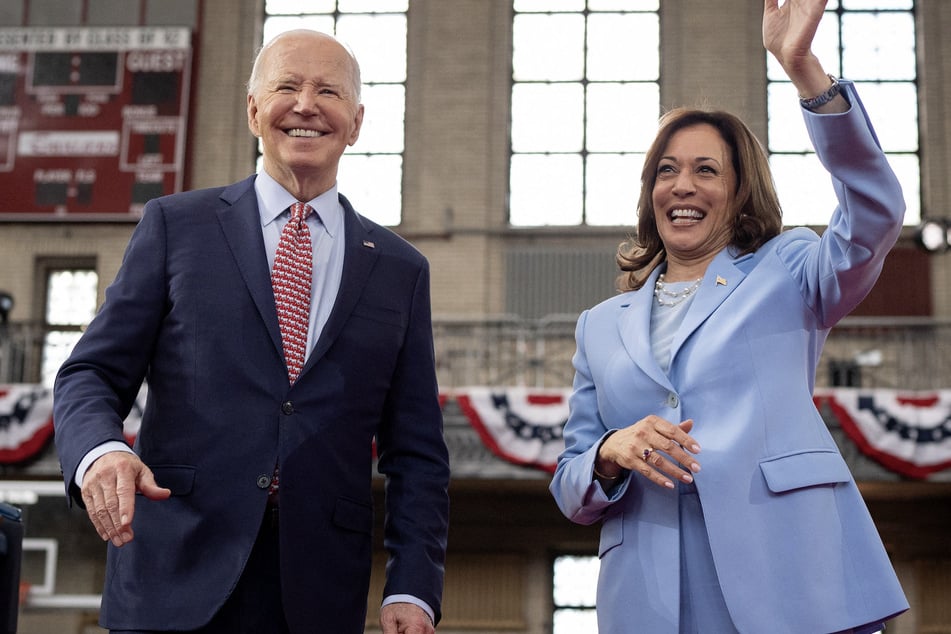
[53,30,450,634]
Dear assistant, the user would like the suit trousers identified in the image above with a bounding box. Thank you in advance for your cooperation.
[111,507,290,634]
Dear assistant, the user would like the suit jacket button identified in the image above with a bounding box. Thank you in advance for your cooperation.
[256,474,272,489]
[666,392,680,408]
[281,401,294,415]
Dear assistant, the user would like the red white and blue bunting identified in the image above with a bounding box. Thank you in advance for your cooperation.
[0,385,55,464]
[456,386,568,473]
[0,383,143,464]
[3,383,951,479]
[815,388,951,479]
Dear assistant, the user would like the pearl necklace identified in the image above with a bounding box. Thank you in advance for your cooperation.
[654,274,702,307]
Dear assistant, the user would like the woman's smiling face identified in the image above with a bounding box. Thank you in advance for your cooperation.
[651,123,737,267]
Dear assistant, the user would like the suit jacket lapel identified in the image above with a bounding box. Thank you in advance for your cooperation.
[668,249,749,365]
[304,194,379,372]
[617,250,751,387]
[216,176,284,356]
[618,267,672,389]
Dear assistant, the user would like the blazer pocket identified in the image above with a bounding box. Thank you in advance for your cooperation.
[759,449,851,493]
[598,511,624,558]
[333,496,374,535]
[142,464,196,496]
[352,302,404,328]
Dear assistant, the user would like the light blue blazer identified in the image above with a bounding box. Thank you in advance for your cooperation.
[550,82,909,634]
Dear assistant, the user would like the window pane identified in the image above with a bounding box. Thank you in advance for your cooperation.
[843,0,912,9]
[263,15,335,43]
[338,154,402,226]
[511,83,584,153]
[767,82,811,153]
[888,153,920,225]
[590,0,658,10]
[511,2,658,227]
[587,13,659,81]
[553,555,599,606]
[42,331,83,388]
[553,609,598,634]
[510,154,583,226]
[336,14,407,83]
[587,83,659,152]
[338,0,408,12]
[851,82,918,152]
[513,14,585,81]
[46,270,98,325]
[514,0,585,12]
[585,153,643,226]
[266,0,335,14]
[355,84,405,153]
[842,12,915,80]
[771,154,836,226]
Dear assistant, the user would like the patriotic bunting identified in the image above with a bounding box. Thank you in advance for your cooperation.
[3,383,951,480]
[0,383,144,464]
[456,386,568,473]
[0,385,54,464]
[815,388,951,479]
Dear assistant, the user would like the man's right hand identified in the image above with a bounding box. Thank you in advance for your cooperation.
[80,451,171,547]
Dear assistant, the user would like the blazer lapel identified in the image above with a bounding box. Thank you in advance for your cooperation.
[668,249,749,364]
[216,176,284,356]
[303,194,379,372]
[618,267,672,389]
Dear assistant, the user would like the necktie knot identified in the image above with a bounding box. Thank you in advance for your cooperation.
[290,202,312,226]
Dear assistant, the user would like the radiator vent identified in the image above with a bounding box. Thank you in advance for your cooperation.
[505,247,620,319]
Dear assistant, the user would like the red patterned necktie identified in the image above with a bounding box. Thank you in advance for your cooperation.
[272,201,313,384]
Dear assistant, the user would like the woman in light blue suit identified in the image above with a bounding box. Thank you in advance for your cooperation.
[549,1,908,632]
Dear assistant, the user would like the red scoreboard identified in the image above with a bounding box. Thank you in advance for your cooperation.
[0,27,192,220]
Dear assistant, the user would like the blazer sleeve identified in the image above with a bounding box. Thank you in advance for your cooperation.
[549,310,633,525]
[53,202,168,503]
[780,80,905,327]
[373,259,451,624]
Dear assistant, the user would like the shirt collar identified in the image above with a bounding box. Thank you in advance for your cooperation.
[254,170,342,238]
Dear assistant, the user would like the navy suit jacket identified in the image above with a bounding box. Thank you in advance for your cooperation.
[53,176,450,633]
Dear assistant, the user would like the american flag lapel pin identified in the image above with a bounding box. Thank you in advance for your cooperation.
[363,240,375,249]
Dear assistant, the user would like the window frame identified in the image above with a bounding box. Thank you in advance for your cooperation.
[509,1,661,228]
[260,1,408,227]
[765,0,920,227]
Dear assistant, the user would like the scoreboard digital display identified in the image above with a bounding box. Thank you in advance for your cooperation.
[0,27,192,219]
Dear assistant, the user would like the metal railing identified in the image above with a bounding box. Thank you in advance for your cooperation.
[3,316,951,390]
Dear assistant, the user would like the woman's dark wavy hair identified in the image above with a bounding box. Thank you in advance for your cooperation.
[617,108,783,292]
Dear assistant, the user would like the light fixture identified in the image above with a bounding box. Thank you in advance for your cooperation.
[915,218,951,253]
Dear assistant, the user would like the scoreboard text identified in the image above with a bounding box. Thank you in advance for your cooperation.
[0,27,192,219]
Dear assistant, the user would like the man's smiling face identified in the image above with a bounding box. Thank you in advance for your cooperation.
[247,31,364,197]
